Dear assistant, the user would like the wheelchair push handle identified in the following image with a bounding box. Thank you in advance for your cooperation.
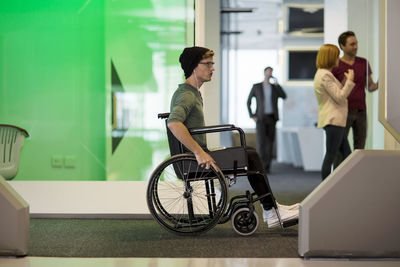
[158,113,170,119]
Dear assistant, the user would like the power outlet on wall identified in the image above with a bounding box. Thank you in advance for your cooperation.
[64,156,76,168]
[51,155,64,168]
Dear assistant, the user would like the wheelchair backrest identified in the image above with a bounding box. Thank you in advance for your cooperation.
[157,113,248,178]
[158,113,184,157]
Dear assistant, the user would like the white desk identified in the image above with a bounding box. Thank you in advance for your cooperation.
[277,127,325,171]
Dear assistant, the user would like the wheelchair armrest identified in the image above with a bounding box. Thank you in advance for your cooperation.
[189,124,246,147]
[189,124,234,134]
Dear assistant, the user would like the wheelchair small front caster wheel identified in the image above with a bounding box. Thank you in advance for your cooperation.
[231,207,259,236]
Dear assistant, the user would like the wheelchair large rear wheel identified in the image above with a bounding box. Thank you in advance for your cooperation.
[147,154,228,235]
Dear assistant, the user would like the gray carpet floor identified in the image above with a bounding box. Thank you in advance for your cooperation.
[29,162,321,258]
[30,218,299,257]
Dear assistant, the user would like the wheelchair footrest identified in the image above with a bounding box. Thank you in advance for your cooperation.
[281,218,299,228]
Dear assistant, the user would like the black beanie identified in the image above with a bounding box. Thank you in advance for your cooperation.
[179,46,210,79]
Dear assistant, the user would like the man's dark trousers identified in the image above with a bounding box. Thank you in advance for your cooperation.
[256,114,276,172]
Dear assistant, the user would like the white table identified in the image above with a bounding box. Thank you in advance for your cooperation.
[277,127,325,171]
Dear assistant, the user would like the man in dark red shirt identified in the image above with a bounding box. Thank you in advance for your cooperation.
[332,31,378,153]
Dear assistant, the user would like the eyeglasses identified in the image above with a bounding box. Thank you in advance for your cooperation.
[198,62,215,67]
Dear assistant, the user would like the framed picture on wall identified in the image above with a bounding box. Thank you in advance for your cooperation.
[281,47,319,85]
[283,4,324,36]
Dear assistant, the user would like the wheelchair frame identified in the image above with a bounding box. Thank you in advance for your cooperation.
[146,113,284,236]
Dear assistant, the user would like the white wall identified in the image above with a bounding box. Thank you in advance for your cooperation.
[324,0,348,44]
[10,181,150,217]
[348,0,383,149]
[196,0,221,148]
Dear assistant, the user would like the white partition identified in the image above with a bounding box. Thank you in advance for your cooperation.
[299,150,400,258]
[0,176,29,256]
[9,181,149,218]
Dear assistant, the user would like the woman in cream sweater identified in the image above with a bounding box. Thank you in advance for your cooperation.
[314,44,355,180]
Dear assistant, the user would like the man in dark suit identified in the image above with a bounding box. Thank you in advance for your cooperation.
[247,67,287,173]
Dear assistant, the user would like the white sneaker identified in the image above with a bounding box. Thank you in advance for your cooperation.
[263,207,299,228]
[277,202,300,210]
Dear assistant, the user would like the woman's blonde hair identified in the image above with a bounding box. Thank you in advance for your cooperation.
[316,44,340,69]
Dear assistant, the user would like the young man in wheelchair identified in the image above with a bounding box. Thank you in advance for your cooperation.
[167,46,299,228]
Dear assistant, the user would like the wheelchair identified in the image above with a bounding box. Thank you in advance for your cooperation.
[146,113,285,236]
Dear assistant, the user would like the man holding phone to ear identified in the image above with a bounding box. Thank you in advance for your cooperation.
[247,67,287,174]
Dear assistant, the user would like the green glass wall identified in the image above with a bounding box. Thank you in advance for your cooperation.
[0,0,194,181]
[105,0,194,181]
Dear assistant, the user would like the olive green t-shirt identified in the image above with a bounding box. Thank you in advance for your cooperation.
[167,83,207,149]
